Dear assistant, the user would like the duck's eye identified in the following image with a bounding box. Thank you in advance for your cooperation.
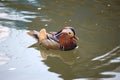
[68,32,71,34]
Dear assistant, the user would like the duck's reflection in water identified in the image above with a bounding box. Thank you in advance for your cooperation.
[29,43,120,80]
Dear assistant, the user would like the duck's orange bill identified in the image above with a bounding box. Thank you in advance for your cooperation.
[73,36,79,42]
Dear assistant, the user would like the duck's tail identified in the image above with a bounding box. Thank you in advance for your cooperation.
[27,29,47,43]
[27,30,39,41]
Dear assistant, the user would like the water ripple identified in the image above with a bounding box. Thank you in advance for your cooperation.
[92,45,120,61]
[0,53,10,65]
[0,26,10,43]
[0,7,37,22]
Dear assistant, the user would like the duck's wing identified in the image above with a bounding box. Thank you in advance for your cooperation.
[41,39,60,50]
[46,32,56,39]
[38,28,47,43]
[27,29,60,50]
[38,29,60,50]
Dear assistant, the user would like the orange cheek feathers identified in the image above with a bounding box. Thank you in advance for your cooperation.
[58,33,75,47]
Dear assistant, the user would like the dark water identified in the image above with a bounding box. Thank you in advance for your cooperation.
[0,0,120,80]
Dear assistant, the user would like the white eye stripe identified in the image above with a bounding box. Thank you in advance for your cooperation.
[62,29,74,34]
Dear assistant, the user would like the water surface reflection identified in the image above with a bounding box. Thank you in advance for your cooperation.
[30,42,120,80]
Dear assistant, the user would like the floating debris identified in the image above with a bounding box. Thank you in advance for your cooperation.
[45,24,48,26]
[96,23,98,26]
[107,4,111,7]
[41,18,52,22]
[38,7,42,10]
[76,56,80,59]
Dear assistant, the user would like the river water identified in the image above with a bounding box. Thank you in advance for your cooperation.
[0,0,120,80]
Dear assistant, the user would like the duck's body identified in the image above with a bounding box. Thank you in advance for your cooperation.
[27,27,78,51]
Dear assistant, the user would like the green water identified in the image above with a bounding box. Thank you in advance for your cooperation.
[0,0,120,80]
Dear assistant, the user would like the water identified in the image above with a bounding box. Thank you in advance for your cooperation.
[0,0,120,80]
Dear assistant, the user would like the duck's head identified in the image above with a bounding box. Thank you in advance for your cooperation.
[55,27,78,42]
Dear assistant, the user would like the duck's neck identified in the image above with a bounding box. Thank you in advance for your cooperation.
[54,31,62,42]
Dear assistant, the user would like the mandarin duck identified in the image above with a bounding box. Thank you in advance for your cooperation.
[27,27,78,51]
